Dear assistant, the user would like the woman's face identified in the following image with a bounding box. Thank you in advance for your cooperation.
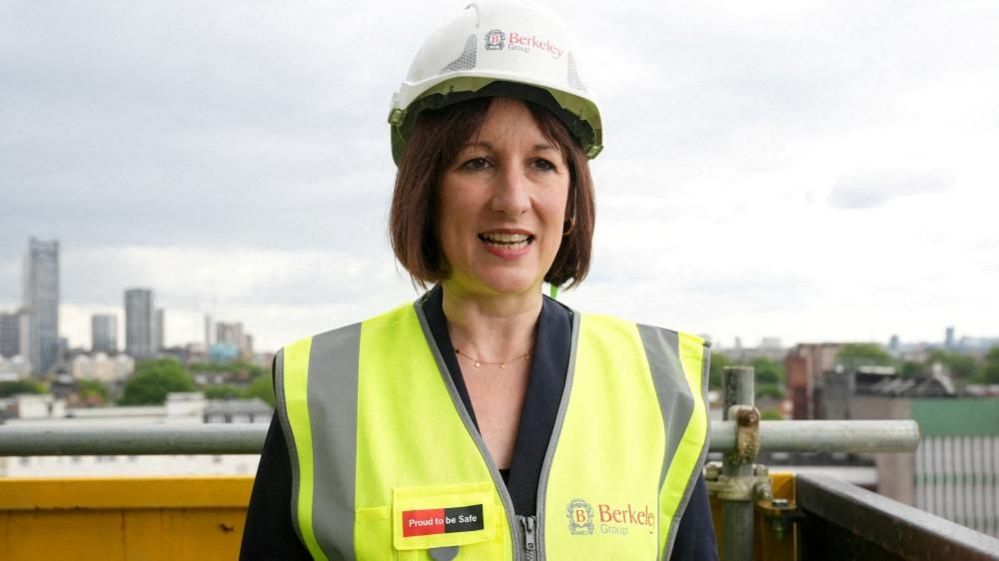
[437,98,570,298]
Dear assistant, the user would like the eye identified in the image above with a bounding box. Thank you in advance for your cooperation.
[531,158,557,172]
[460,157,492,171]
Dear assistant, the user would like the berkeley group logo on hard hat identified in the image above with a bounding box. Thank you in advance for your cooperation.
[566,499,595,535]
[484,28,563,59]
[484,29,505,50]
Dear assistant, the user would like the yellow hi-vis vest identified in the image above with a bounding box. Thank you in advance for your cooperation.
[276,300,709,561]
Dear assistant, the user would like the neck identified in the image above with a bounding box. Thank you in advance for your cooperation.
[440,282,542,361]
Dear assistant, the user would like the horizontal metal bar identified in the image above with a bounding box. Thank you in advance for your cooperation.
[797,473,999,560]
[0,425,267,456]
[711,420,921,453]
[0,419,920,457]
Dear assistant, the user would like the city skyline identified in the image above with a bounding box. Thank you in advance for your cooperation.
[2,2,998,352]
[0,239,990,354]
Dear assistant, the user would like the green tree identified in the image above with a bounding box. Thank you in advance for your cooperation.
[750,357,785,386]
[0,379,47,398]
[756,383,784,400]
[760,408,784,421]
[708,351,731,391]
[244,375,275,407]
[900,360,927,379]
[926,350,979,381]
[836,343,894,368]
[204,384,242,400]
[241,362,268,380]
[983,346,999,384]
[190,360,268,381]
[77,379,109,403]
[120,359,195,405]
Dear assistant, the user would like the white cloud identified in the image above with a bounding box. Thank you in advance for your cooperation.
[2,0,998,352]
[828,170,955,209]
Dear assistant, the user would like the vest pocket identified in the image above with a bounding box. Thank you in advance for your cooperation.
[392,482,504,559]
[356,505,396,560]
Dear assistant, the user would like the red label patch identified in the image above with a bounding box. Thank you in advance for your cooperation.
[402,508,446,537]
[402,505,485,537]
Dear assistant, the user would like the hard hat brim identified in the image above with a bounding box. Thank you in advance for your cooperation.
[389,77,603,165]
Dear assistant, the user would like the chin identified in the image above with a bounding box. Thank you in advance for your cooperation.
[463,269,545,297]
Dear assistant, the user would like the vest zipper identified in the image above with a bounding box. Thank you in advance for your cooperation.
[519,515,538,561]
[414,299,581,561]
[533,310,582,561]
[414,302,526,561]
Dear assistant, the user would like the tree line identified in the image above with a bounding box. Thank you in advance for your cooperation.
[707,343,999,396]
[0,358,275,406]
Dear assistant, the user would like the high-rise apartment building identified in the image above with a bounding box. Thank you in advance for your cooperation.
[0,311,22,358]
[91,314,118,354]
[125,288,155,358]
[155,308,165,351]
[22,238,60,374]
[204,314,213,348]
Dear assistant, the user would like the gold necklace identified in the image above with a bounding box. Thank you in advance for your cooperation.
[454,347,531,369]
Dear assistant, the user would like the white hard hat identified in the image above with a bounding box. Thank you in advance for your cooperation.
[388,0,603,164]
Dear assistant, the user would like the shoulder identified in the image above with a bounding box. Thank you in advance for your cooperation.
[275,302,417,358]
[565,305,710,353]
[569,310,711,390]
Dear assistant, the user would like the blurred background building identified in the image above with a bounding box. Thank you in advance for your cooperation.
[124,288,155,359]
[90,314,117,354]
[21,238,60,375]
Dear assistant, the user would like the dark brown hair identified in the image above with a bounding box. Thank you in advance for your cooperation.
[389,96,595,289]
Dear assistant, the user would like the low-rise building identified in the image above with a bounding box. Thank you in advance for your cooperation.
[70,353,134,384]
[0,355,32,379]
[0,392,271,477]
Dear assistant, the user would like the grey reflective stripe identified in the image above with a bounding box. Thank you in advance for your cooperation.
[274,348,306,542]
[307,324,362,561]
[635,324,700,561]
[660,343,711,561]
[535,308,580,561]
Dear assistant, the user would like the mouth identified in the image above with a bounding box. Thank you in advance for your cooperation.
[478,231,534,250]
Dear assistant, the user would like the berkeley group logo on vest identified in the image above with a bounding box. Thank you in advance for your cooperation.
[565,499,655,537]
[483,29,564,58]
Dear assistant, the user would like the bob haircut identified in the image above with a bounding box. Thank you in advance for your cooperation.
[389,95,595,289]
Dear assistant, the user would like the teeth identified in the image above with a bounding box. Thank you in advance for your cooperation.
[481,233,529,243]
[480,232,531,250]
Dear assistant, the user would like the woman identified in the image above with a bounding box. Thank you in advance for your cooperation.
[241,2,717,560]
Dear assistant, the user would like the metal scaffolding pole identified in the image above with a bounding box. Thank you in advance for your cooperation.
[0,424,266,456]
[712,419,920,453]
[719,366,757,561]
[0,419,920,457]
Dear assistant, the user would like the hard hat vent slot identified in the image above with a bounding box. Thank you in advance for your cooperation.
[441,34,478,74]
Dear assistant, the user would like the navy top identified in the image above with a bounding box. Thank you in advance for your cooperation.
[240,288,718,560]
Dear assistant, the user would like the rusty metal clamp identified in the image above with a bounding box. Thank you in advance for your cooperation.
[730,405,761,465]
[706,462,773,502]
[706,406,770,502]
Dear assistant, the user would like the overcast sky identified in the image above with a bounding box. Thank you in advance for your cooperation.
[2,0,997,352]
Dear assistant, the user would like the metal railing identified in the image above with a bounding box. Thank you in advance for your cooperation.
[707,367,922,561]
[0,424,267,456]
[0,419,920,456]
[797,473,999,561]
[0,368,926,561]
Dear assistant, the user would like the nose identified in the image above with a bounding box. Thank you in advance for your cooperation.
[490,164,530,217]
